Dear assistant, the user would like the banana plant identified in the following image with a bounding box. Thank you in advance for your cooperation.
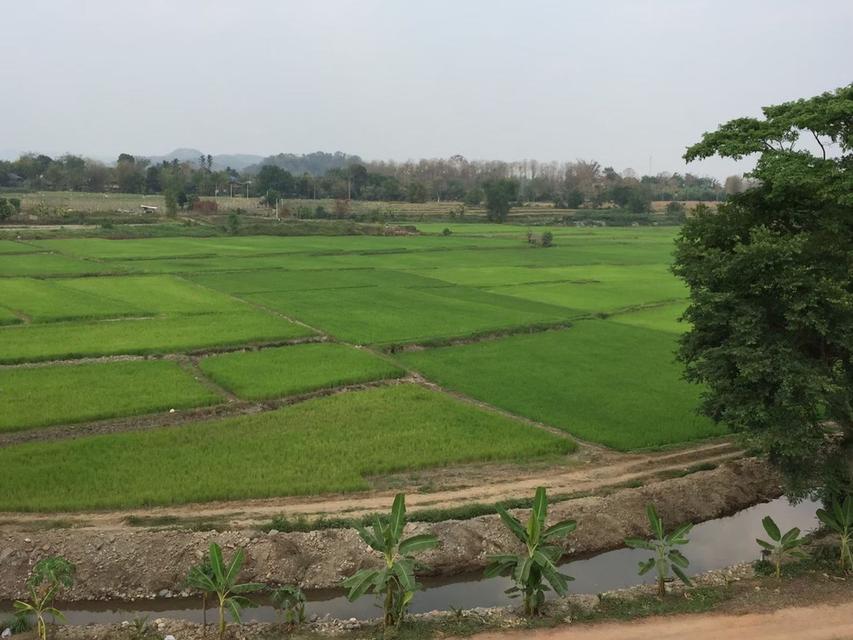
[756,515,808,578]
[186,556,215,630]
[270,585,306,628]
[186,542,265,640]
[625,504,692,597]
[485,487,577,616]
[342,493,438,628]
[816,496,852,573]
[13,556,75,640]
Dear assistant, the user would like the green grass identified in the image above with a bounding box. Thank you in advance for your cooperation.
[398,320,725,450]
[0,311,313,363]
[0,253,119,277]
[0,361,220,433]
[0,278,142,323]
[198,343,405,400]
[0,384,574,511]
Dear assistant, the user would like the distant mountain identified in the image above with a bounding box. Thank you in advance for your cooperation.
[143,149,264,171]
[244,151,363,176]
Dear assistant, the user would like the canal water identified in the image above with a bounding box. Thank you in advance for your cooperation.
[2,496,820,625]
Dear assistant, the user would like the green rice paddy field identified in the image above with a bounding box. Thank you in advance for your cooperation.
[0,224,722,511]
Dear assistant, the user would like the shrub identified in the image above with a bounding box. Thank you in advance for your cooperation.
[442,227,452,236]
[816,497,852,573]
[226,213,240,235]
[270,585,306,628]
[485,487,576,616]
[540,231,554,247]
[625,504,692,596]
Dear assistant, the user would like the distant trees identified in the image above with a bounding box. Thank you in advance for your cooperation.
[0,149,727,211]
[483,178,519,222]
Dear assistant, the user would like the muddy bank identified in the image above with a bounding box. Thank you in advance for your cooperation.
[0,459,780,602]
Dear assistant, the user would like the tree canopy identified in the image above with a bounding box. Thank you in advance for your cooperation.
[674,84,853,499]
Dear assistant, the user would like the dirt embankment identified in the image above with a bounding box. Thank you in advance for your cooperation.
[0,459,780,602]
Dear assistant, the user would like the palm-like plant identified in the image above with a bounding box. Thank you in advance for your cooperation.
[270,585,306,628]
[13,556,75,640]
[756,515,808,579]
[342,493,438,628]
[186,543,265,640]
[186,557,215,631]
[485,487,577,616]
[625,504,692,597]
[817,497,853,573]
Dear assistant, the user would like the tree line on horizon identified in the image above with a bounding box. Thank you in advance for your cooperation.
[0,150,743,215]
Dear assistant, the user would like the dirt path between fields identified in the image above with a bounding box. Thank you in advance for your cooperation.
[0,459,781,600]
[466,602,853,640]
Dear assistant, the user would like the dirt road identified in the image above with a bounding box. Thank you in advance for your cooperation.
[467,602,853,640]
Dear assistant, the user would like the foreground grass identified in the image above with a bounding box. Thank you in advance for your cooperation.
[0,361,220,433]
[0,384,574,511]
[198,343,405,400]
[399,320,725,450]
[0,311,313,363]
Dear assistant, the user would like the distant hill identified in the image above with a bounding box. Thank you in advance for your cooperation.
[143,149,264,171]
[244,151,363,176]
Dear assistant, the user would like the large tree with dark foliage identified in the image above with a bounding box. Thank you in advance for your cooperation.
[673,85,853,499]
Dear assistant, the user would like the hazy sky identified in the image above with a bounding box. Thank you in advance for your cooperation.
[2,0,851,178]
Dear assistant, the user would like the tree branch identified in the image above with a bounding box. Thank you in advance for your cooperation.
[810,129,826,159]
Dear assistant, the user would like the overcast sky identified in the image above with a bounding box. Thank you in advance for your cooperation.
[2,0,851,178]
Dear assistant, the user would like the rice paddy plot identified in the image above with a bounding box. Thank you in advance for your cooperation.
[608,301,690,334]
[198,343,405,400]
[0,253,119,277]
[398,320,725,450]
[55,275,249,315]
[0,360,220,433]
[0,240,40,254]
[0,278,143,323]
[486,264,686,313]
[191,267,448,295]
[32,234,515,261]
[0,384,575,511]
[242,284,575,345]
[0,311,313,364]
